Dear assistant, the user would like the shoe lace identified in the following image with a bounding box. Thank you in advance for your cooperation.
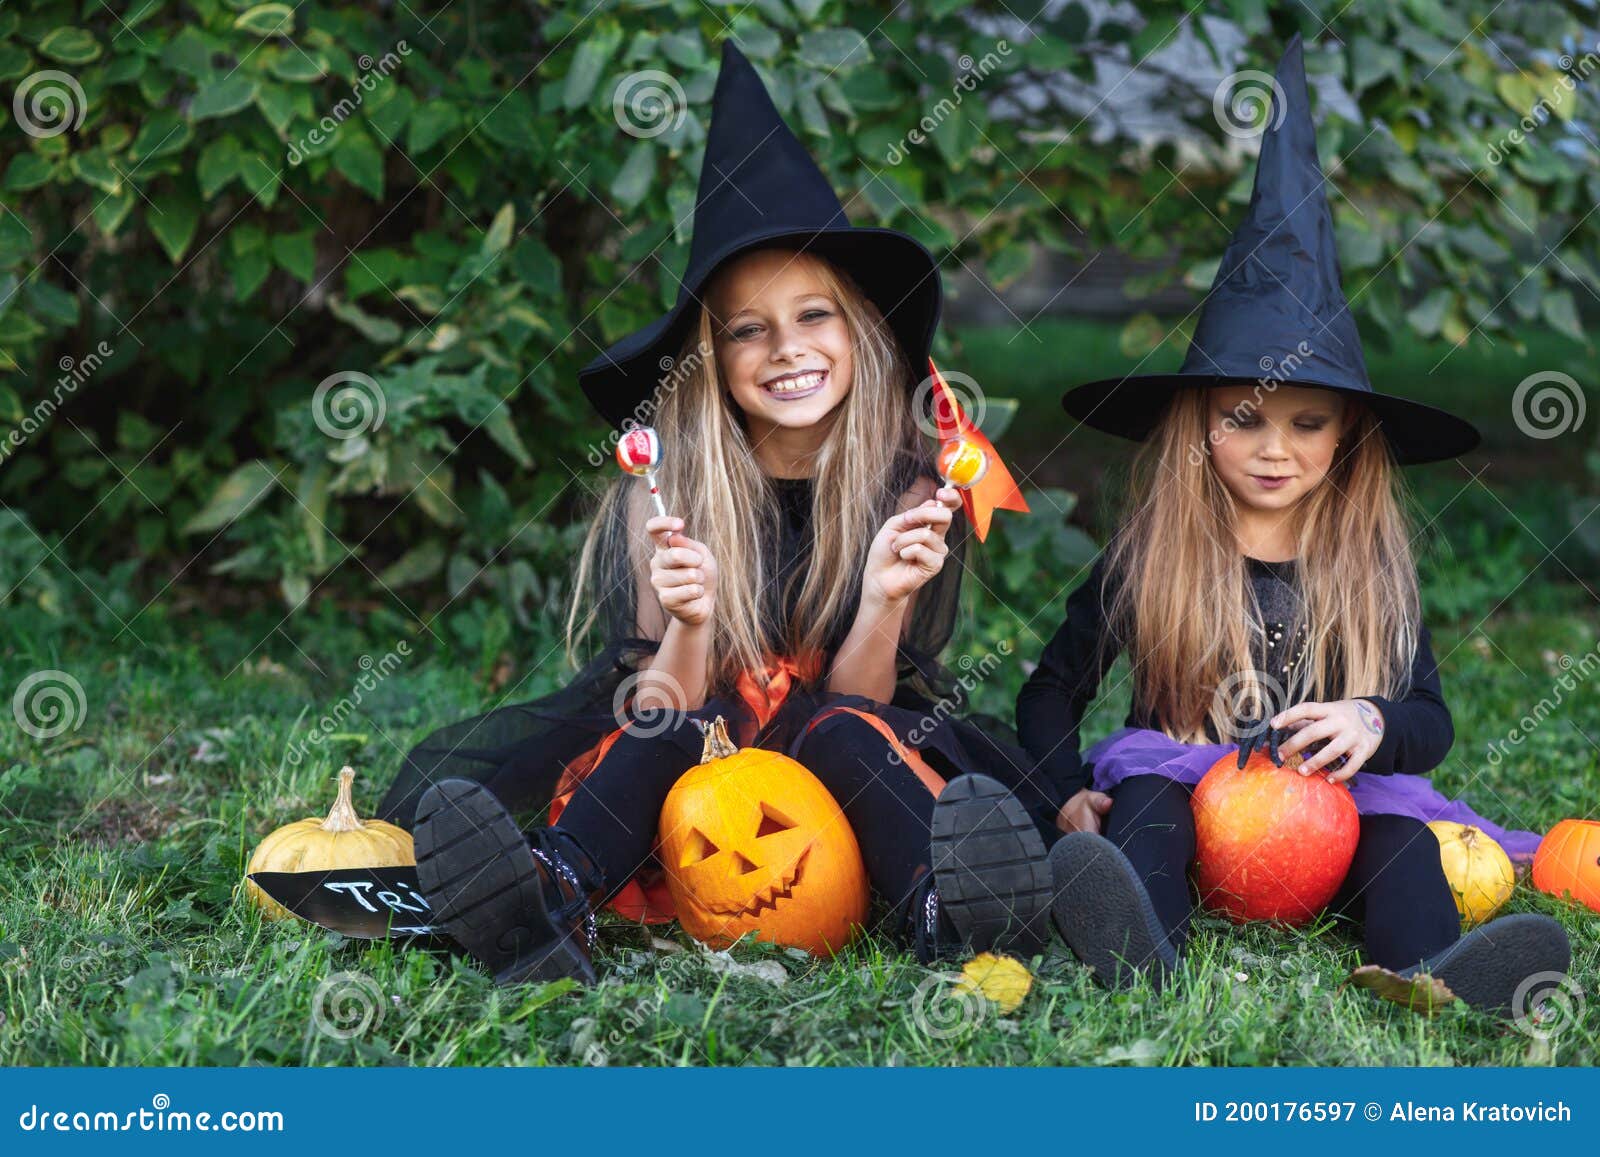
[528,838,598,954]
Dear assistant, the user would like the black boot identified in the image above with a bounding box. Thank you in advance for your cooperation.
[414,779,603,986]
[1392,913,1571,1017]
[1048,831,1179,991]
[927,774,1054,961]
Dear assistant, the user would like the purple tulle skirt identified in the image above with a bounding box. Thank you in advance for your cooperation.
[1085,727,1543,863]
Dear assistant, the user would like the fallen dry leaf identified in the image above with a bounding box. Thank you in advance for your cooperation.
[1347,964,1458,1015]
[954,952,1033,1013]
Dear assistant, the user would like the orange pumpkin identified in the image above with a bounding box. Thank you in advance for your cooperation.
[1531,818,1600,914]
[658,717,869,956]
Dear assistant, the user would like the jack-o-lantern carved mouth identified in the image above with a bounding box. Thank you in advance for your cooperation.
[705,846,811,917]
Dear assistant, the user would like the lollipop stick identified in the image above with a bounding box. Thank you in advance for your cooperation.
[644,470,668,521]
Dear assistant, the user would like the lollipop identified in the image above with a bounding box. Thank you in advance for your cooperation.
[615,426,668,521]
[937,436,989,490]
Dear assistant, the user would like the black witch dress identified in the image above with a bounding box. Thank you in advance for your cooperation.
[377,469,1054,922]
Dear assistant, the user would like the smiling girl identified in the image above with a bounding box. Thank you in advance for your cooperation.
[378,42,1054,985]
[1019,37,1567,1016]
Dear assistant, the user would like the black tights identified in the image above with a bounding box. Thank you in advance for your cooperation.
[1103,774,1462,970]
[554,706,941,921]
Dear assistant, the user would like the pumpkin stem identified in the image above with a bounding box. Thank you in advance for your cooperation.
[319,766,367,833]
[699,716,738,762]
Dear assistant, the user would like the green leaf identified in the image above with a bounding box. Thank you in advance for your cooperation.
[482,203,514,256]
[196,136,243,199]
[610,139,656,209]
[39,28,102,65]
[1405,288,1450,338]
[798,29,870,70]
[233,4,295,36]
[333,130,384,199]
[3,153,55,192]
[481,405,533,469]
[191,75,258,120]
[69,152,122,195]
[253,82,296,136]
[25,278,78,327]
[327,295,402,344]
[161,27,213,80]
[1541,288,1584,344]
[129,111,191,162]
[269,49,326,83]
[272,230,317,281]
[563,26,624,110]
[92,188,136,236]
[378,539,446,587]
[406,101,460,153]
[148,186,201,264]
[181,461,279,534]
[232,245,272,300]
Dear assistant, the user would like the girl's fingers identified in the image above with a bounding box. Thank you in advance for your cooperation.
[898,504,954,531]
[1299,735,1355,776]
[653,545,703,569]
[1276,717,1339,760]
[644,515,684,537]
[659,584,704,606]
[896,544,942,572]
[890,527,947,555]
[653,568,704,588]
[1270,701,1326,730]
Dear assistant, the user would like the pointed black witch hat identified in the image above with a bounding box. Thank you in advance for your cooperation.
[1062,35,1479,466]
[578,40,942,428]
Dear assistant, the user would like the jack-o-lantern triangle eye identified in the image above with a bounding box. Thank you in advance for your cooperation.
[682,828,720,866]
[756,804,796,839]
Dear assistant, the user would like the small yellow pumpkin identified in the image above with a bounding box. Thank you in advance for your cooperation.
[1428,820,1515,927]
[245,766,414,920]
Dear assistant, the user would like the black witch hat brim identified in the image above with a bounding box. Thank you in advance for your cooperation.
[579,226,940,430]
[1062,373,1481,466]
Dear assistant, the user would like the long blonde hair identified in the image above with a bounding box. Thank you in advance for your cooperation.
[1104,387,1420,742]
[566,249,945,693]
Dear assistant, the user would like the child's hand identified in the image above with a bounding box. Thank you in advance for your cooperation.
[1270,698,1385,783]
[647,516,717,628]
[1055,788,1114,834]
[861,487,960,607]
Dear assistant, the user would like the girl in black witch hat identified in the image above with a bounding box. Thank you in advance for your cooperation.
[1019,36,1568,1016]
[378,41,1055,985]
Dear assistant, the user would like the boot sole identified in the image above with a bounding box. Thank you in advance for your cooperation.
[1407,912,1571,1017]
[1049,832,1178,991]
[930,774,1053,958]
[413,779,595,986]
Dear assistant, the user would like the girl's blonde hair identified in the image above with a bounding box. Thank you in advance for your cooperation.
[565,249,945,692]
[1104,387,1420,741]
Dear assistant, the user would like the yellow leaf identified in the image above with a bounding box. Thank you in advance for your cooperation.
[953,952,1032,1014]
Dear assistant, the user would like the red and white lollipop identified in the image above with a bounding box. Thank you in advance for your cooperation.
[615,426,668,521]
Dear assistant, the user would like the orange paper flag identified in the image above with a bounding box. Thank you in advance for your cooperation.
[928,359,1030,541]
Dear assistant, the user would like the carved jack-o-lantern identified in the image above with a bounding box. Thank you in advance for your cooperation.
[658,718,869,956]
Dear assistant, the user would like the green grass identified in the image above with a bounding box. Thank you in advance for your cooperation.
[2,593,1596,1067]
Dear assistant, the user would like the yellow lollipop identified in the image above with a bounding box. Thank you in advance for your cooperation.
[937,437,989,489]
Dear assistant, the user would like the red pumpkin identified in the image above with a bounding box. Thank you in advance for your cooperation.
[1191,747,1360,926]
[1531,818,1600,914]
